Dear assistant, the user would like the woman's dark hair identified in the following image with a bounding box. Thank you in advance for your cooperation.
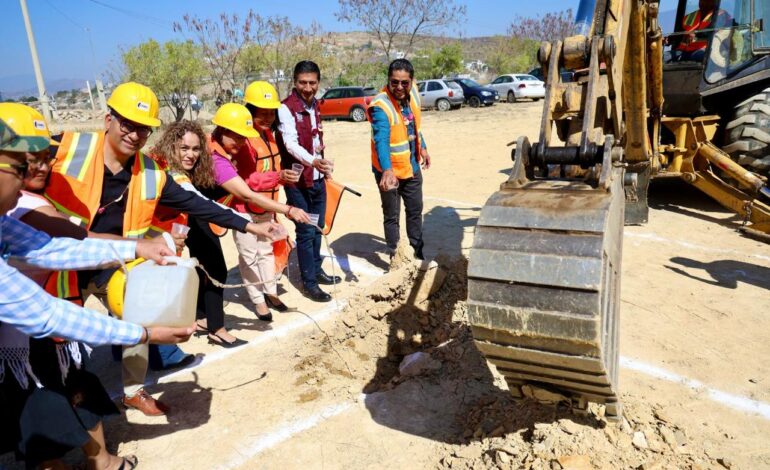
[293,60,321,82]
[150,120,216,189]
[388,59,414,79]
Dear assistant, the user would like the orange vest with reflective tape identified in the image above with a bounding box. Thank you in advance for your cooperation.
[367,85,422,179]
[44,131,166,297]
[234,133,282,214]
[678,9,716,52]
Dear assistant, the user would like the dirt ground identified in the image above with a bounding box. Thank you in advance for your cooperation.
[4,101,770,469]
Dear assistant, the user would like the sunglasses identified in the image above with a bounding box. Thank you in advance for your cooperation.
[389,79,411,89]
[0,155,56,179]
[111,113,153,138]
[0,161,30,179]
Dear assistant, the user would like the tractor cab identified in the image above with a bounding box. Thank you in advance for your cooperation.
[661,0,770,116]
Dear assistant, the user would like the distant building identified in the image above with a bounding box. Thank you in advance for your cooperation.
[465,60,489,74]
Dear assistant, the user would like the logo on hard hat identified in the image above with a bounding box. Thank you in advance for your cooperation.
[264,93,273,99]
[33,120,46,130]
[136,101,150,112]
[246,120,253,126]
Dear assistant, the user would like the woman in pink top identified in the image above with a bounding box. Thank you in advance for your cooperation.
[196,104,309,339]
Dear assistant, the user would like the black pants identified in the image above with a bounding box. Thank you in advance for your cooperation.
[186,215,227,331]
[375,171,424,258]
[285,179,326,289]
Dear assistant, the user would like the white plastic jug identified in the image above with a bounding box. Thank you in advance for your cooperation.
[122,256,199,327]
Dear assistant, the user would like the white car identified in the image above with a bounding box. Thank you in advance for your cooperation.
[488,74,545,103]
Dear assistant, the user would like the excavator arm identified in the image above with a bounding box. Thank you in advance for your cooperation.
[468,0,770,420]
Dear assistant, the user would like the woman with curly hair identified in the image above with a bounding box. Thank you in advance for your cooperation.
[151,120,308,347]
[151,120,249,347]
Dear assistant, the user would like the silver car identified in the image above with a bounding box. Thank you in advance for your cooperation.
[417,79,464,111]
[488,74,545,103]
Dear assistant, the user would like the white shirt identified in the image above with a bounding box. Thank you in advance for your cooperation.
[277,102,322,180]
[7,191,50,220]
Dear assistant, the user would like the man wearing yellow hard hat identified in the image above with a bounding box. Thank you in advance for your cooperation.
[44,82,278,416]
[0,103,195,469]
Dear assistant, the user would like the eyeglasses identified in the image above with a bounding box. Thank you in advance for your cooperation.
[0,162,30,178]
[111,113,153,138]
[0,156,55,179]
[389,79,411,89]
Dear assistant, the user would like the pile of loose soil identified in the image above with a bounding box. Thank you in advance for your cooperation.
[292,256,728,470]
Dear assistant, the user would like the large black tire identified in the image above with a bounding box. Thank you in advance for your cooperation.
[723,88,770,177]
[468,96,481,108]
[507,91,516,103]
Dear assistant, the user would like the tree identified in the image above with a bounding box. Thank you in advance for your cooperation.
[240,18,330,97]
[413,42,464,80]
[336,0,466,60]
[122,39,204,122]
[510,9,576,42]
[174,11,265,102]
[485,36,540,74]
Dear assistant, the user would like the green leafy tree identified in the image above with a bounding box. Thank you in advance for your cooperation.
[485,36,540,75]
[122,39,204,122]
[413,43,464,79]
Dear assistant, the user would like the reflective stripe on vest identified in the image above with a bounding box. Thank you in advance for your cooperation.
[44,271,81,303]
[367,86,422,179]
[246,135,281,214]
[678,10,714,52]
[59,132,100,181]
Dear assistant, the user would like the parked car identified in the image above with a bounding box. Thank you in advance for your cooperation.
[318,86,377,122]
[488,74,546,103]
[527,67,575,83]
[445,78,499,107]
[416,79,464,111]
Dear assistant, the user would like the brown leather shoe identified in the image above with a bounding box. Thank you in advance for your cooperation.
[122,389,169,416]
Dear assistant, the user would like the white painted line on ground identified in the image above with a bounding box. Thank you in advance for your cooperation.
[321,251,384,277]
[216,401,354,470]
[626,232,770,262]
[620,356,770,420]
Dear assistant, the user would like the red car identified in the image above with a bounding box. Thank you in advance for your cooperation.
[318,86,377,122]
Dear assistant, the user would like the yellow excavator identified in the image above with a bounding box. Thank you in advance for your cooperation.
[467,0,770,419]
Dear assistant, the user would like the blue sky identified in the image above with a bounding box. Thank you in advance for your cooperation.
[1,0,575,86]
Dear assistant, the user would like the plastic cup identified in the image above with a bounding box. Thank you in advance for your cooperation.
[292,163,304,173]
[308,213,320,226]
[171,223,190,236]
[270,223,288,240]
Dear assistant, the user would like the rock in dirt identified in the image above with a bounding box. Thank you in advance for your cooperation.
[558,419,583,435]
[398,351,442,377]
[556,455,592,470]
[632,431,649,449]
[521,385,569,404]
[717,457,734,469]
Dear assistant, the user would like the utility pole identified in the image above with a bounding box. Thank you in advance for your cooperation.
[19,0,52,122]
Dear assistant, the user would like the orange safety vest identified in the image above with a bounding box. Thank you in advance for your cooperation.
[44,131,166,298]
[678,9,717,52]
[237,133,282,214]
[367,85,422,180]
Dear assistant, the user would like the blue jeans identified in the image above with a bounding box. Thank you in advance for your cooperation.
[285,179,326,289]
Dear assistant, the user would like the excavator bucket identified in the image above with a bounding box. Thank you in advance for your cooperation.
[468,142,625,418]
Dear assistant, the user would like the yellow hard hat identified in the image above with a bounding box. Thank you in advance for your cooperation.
[212,103,259,138]
[244,81,281,109]
[0,103,58,152]
[106,258,146,318]
[106,82,161,127]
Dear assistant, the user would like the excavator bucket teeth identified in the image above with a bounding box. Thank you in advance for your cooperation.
[468,176,625,417]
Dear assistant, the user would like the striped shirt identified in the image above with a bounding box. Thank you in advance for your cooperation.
[0,215,143,346]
